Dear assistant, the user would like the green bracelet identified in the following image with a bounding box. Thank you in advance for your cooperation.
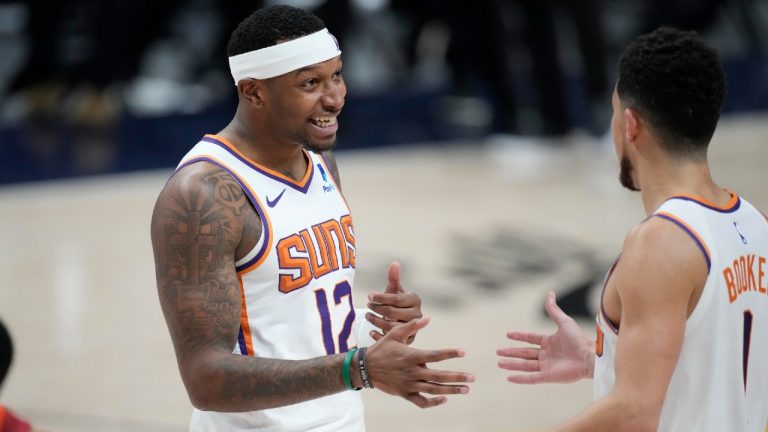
[342,348,361,391]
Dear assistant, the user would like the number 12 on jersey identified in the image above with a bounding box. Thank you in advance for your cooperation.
[314,281,356,355]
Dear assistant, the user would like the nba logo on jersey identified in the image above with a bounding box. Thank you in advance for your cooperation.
[318,163,336,193]
[734,221,748,244]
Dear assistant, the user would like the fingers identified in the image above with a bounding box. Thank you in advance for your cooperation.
[496,347,539,360]
[413,381,471,395]
[367,301,421,322]
[418,348,466,363]
[403,380,471,409]
[367,313,399,334]
[544,291,570,327]
[420,368,476,385]
[386,316,430,342]
[369,330,383,341]
[498,358,539,373]
[386,261,403,294]
[506,331,544,346]
[368,292,421,309]
[405,393,447,409]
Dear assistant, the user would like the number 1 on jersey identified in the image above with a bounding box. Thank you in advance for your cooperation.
[315,281,356,355]
[743,310,753,392]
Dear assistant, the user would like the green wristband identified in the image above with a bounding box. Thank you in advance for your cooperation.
[342,348,361,391]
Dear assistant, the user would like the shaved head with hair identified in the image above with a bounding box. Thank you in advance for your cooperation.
[616,27,726,159]
[227,5,326,57]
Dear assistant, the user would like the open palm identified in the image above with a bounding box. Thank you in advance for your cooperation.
[497,292,594,384]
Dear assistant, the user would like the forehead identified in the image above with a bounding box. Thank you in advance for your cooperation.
[293,55,343,76]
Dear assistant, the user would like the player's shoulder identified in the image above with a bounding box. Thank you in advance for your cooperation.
[161,161,236,197]
[613,215,708,304]
[620,215,708,273]
[152,161,247,222]
[622,216,678,250]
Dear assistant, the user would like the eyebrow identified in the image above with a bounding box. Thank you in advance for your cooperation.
[292,61,343,77]
[294,65,320,76]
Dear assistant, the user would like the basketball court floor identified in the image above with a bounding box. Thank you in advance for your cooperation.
[1,113,767,431]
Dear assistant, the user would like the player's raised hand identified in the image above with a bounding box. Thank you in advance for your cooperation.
[497,291,594,384]
[366,261,422,343]
[365,316,474,408]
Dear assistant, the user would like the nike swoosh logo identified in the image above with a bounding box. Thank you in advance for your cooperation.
[266,189,286,208]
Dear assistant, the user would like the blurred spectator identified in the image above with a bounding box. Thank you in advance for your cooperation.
[8,0,179,123]
[391,0,609,137]
[517,0,609,136]
[391,0,519,135]
[5,0,179,176]
[641,0,766,54]
[0,319,32,432]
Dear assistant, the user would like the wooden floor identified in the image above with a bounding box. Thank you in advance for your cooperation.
[1,113,767,431]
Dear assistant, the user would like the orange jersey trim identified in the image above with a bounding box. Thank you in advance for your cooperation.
[669,190,739,212]
[238,274,256,356]
[205,134,313,189]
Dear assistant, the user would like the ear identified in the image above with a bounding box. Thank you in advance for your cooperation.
[237,79,265,108]
[623,108,640,145]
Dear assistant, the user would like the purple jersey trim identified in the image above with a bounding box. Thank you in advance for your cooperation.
[201,136,314,194]
[237,327,249,355]
[653,213,712,271]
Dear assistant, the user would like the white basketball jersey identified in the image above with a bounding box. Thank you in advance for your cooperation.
[594,192,768,432]
[178,134,370,432]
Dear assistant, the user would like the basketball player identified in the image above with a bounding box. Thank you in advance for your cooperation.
[497,28,768,431]
[150,5,473,431]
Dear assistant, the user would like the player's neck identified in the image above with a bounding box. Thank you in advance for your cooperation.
[218,118,309,181]
[639,159,728,215]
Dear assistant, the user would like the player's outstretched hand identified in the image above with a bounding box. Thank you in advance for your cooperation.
[497,291,594,384]
[365,316,474,408]
[366,261,422,344]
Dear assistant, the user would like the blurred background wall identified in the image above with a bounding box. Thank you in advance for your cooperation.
[0,0,766,184]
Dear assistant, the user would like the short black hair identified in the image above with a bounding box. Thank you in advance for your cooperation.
[227,5,326,57]
[0,319,12,388]
[617,27,726,158]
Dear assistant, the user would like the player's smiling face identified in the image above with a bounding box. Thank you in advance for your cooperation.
[264,56,345,152]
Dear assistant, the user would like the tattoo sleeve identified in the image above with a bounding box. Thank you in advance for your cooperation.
[151,163,346,412]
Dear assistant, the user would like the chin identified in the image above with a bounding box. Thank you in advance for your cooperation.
[305,138,337,153]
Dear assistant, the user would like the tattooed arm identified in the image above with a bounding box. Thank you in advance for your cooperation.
[151,162,349,411]
[151,162,473,412]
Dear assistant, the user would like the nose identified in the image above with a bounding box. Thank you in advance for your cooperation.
[321,80,346,112]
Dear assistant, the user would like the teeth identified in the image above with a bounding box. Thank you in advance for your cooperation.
[312,117,336,127]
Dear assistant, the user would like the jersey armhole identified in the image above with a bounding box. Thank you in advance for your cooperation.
[179,157,273,274]
[652,212,711,273]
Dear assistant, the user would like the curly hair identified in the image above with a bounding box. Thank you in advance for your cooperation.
[617,27,726,158]
[227,5,326,57]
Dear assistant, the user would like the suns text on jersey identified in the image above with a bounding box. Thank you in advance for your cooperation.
[722,254,767,303]
[275,214,355,293]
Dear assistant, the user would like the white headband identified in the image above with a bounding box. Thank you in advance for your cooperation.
[228,29,341,84]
